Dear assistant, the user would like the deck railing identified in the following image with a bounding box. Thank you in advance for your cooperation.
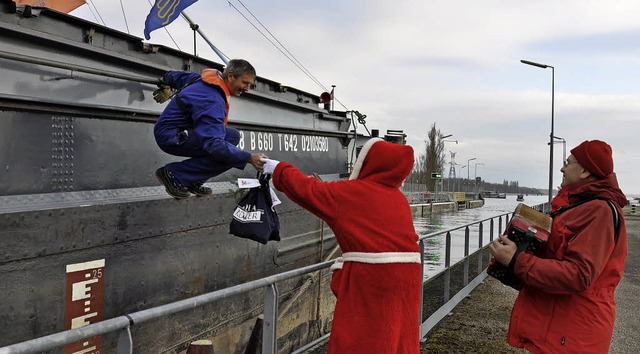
[0,204,546,354]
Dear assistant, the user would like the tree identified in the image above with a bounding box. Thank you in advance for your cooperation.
[416,123,446,191]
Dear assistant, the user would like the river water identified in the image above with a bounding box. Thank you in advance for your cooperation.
[414,195,549,277]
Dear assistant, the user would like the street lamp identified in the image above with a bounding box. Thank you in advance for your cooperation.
[474,162,485,194]
[439,134,454,192]
[521,59,555,204]
[553,136,566,166]
[459,165,467,192]
[467,157,477,192]
[474,162,485,180]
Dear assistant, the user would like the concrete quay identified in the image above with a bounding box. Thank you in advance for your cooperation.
[410,199,484,217]
[421,207,640,353]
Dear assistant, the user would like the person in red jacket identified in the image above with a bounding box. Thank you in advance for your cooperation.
[261,138,421,354]
[489,139,628,354]
[551,185,569,212]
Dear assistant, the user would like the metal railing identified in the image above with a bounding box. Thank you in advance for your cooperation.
[418,213,507,337]
[0,204,546,354]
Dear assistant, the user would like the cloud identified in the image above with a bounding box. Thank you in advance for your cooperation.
[71,0,640,194]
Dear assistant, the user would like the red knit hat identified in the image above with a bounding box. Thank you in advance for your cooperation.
[570,140,614,178]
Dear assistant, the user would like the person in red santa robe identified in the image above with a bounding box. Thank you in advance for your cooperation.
[261,138,421,354]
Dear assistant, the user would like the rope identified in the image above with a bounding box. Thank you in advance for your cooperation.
[86,0,106,26]
[118,0,130,34]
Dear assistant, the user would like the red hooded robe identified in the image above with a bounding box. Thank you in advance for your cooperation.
[272,138,421,354]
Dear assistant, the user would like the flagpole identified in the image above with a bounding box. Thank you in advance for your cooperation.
[181,12,229,65]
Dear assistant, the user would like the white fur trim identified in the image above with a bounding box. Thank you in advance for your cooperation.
[342,252,421,263]
[349,138,384,180]
[330,256,344,271]
[330,252,421,272]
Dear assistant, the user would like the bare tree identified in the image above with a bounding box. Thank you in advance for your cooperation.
[414,123,446,191]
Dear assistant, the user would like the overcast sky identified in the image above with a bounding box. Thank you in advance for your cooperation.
[71,1,640,196]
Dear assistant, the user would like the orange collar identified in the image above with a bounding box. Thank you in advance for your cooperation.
[201,69,230,125]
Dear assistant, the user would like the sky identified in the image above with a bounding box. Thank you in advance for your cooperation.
[70,0,640,196]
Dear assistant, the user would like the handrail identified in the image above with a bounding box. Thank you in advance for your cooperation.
[0,204,547,354]
[0,261,333,354]
[0,49,330,115]
[0,49,159,85]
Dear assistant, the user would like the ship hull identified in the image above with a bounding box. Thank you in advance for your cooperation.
[0,3,352,352]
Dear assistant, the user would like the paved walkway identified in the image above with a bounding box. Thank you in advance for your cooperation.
[421,209,640,353]
[610,212,640,353]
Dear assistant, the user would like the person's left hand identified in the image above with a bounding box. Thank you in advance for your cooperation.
[260,158,280,174]
[488,234,517,266]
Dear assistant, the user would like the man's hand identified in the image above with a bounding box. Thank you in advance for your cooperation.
[249,153,267,172]
[260,158,280,174]
[488,234,517,266]
[153,84,173,103]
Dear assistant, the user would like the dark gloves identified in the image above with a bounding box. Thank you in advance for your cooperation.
[153,77,173,103]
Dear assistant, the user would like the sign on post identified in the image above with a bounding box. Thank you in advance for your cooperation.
[65,259,105,354]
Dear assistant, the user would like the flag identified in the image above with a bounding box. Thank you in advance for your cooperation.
[15,0,85,13]
[144,0,198,40]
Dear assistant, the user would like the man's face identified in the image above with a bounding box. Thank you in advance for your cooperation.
[226,72,255,96]
[560,154,590,188]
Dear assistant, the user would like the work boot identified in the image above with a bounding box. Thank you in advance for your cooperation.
[155,167,190,199]
[188,183,213,196]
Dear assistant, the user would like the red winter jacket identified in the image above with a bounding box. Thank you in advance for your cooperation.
[508,174,628,353]
[272,138,421,354]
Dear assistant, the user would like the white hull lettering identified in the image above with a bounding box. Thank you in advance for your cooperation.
[301,135,329,152]
[238,131,329,153]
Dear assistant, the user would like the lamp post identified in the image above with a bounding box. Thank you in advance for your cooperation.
[474,162,485,180]
[458,165,467,192]
[521,59,555,204]
[435,133,453,200]
[474,162,485,194]
[554,136,566,166]
[548,135,567,171]
[467,157,476,192]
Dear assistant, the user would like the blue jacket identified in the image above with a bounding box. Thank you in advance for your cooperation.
[155,70,250,164]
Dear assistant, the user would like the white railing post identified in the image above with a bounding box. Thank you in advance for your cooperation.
[116,326,133,354]
[263,284,279,354]
[463,226,470,286]
[444,232,452,301]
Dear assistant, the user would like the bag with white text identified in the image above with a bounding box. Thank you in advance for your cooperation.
[229,173,280,244]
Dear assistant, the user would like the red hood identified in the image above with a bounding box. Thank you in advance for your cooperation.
[566,173,628,208]
[349,138,414,188]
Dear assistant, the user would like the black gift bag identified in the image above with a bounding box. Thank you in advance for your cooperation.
[229,173,280,244]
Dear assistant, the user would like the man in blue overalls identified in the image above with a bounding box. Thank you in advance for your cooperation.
[153,59,265,199]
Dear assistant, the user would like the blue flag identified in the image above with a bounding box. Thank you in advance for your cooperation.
[144,0,198,40]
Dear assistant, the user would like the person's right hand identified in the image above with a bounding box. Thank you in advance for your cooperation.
[488,234,517,266]
[153,84,172,103]
[249,153,267,172]
[260,158,280,174]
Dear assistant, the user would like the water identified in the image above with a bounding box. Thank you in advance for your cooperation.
[414,195,549,277]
